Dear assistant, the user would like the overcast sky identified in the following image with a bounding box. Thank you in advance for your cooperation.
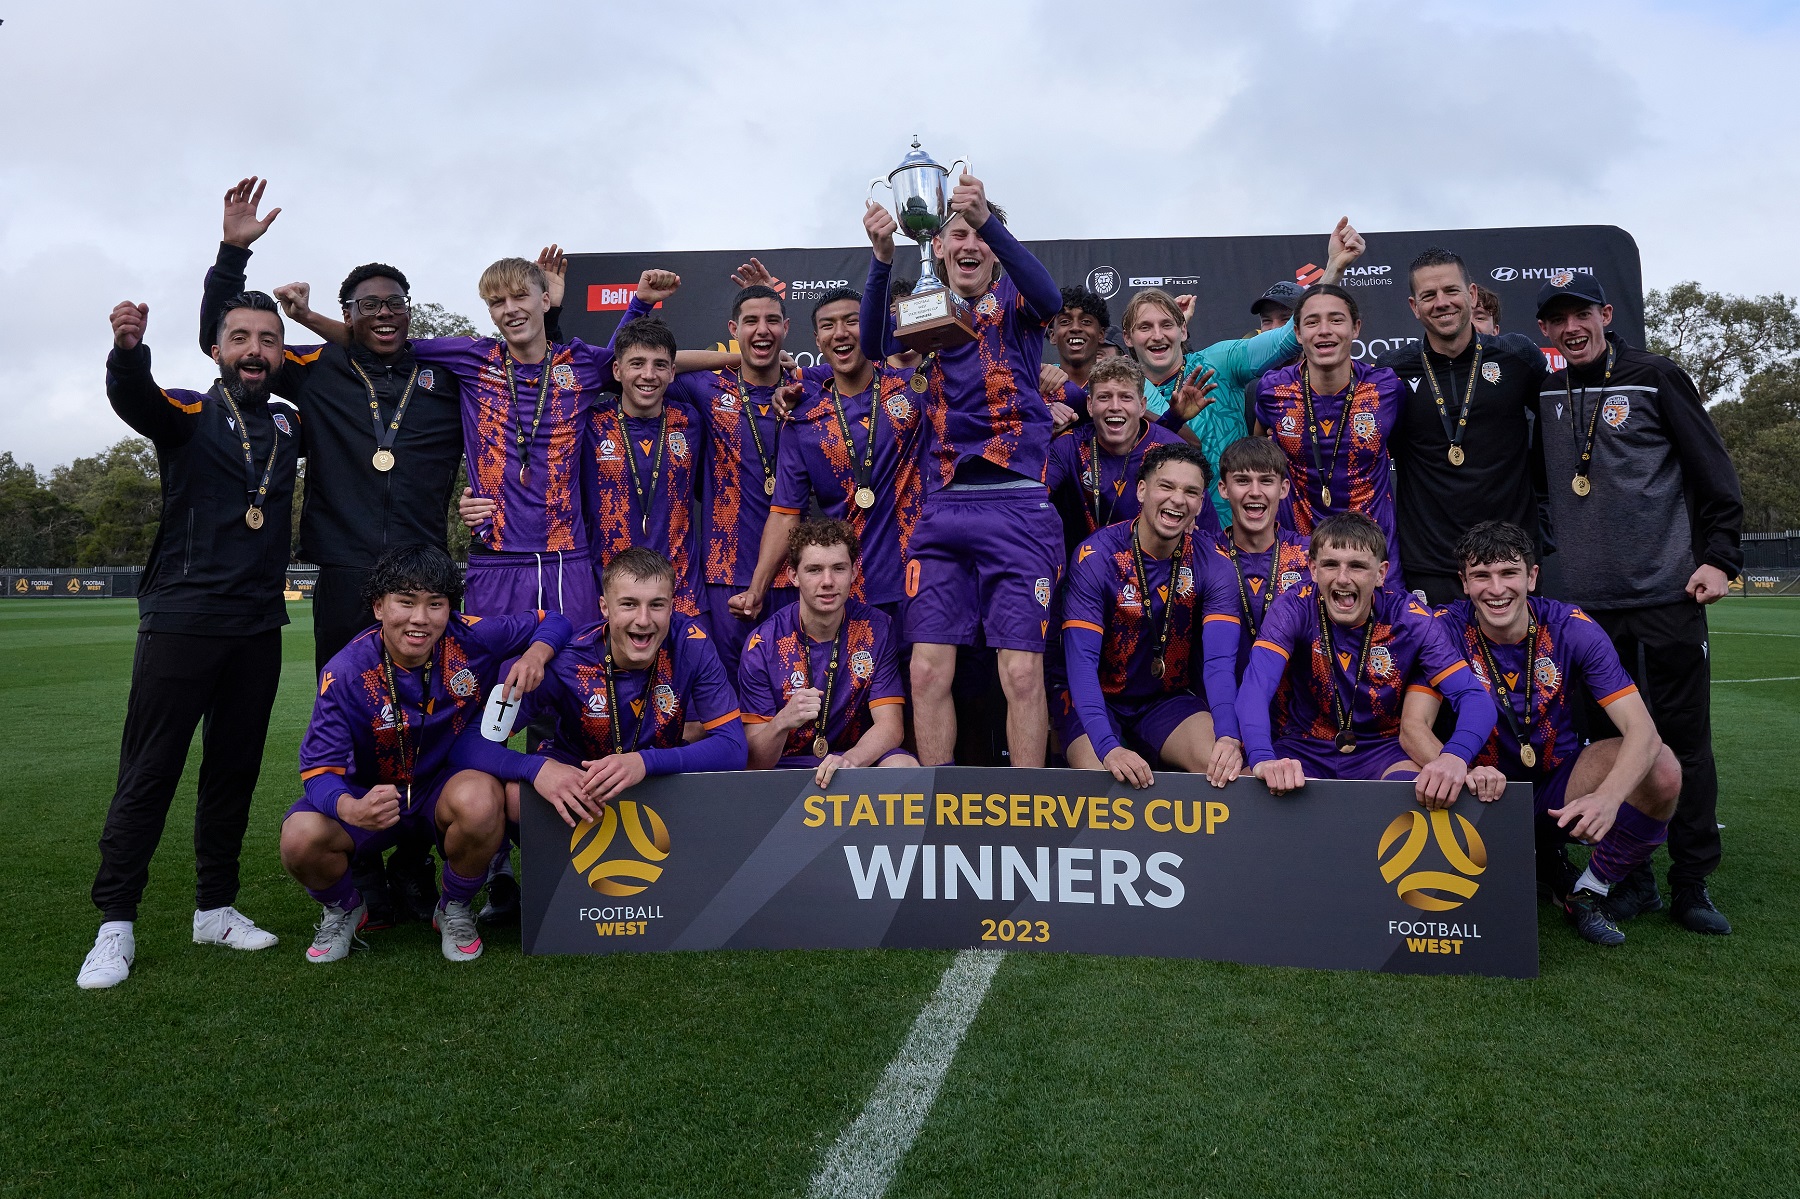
[2,0,1796,469]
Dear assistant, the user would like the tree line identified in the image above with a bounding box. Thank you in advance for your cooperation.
[3,288,1797,570]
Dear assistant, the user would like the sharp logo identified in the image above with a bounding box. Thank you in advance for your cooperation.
[1378,809,1487,911]
[1341,264,1393,288]
[571,801,670,897]
[1489,266,1593,283]
[787,278,848,300]
[1295,263,1324,286]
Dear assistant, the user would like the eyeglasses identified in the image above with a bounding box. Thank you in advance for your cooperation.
[351,295,411,316]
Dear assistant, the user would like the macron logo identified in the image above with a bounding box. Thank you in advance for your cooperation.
[588,284,662,312]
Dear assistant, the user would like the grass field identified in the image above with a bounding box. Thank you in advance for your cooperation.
[1,597,1795,1197]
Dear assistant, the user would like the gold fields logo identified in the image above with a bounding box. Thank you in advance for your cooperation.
[1377,810,1487,911]
[570,801,670,897]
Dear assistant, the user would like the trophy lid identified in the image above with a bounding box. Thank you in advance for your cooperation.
[889,135,947,181]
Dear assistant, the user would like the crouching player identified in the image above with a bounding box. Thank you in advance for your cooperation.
[740,519,916,786]
[1402,521,1679,946]
[1059,444,1215,787]
[456,548,748,830]
[282,545,571,963]
[1240,513,1496,805]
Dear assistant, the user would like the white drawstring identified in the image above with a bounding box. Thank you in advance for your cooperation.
[556,551,566,611]
[532,553,544,610]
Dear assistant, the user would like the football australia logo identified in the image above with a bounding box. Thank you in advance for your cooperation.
[570,801,670,897]
[1377,809,1487,911]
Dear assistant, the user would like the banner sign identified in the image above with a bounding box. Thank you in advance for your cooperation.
[560,225,1642,375]
[521,768,1537,978]
[3,572,115,598]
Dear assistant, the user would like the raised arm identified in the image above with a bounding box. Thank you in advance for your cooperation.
[860,201,902,362]
[949,172,1059,321]
[273,282,350,346]
[106,304,199,448]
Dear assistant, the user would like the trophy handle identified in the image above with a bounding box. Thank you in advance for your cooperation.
[867,177,892,206]
[948,157,969,181]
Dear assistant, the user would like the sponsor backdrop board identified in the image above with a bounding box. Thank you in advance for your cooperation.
[521,768,1537,979]
[3,572,117,598]
[560,225,1642,374]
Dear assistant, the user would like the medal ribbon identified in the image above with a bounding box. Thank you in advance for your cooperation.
[1418,339,1482,456]
[1567,341,1616,490]
[603,635,671,756]
[1130,521,1187,680]
[828,379,878,507]
[1472,606,1541,769]
[351,359,420,460]
[617,407,668,537]
[802,621,846,755]
[735,371,778,492]
[379,638,435,811]
[503,346,553,482]
[216,382,282,514]
[1223,535,1269,640]
[1316,592,1377,743]
[1299,365,1351,508]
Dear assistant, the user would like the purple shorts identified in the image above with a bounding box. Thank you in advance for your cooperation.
[1271,734,1417,781]
[903,488,1063,652]
[1533,756,1579,819]
[1057,691,1210,763]
[465,547,597,625]
[284,772,451,857]
[704,582,795,680]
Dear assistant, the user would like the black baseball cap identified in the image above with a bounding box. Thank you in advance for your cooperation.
[1103,325,1127,353]
[1251,279,1305,317]
[1534,271,1607,319]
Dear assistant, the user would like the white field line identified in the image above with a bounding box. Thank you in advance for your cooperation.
[1713,631,1800,638]
[808,949,1006,1199]
[1715,676,1800,683]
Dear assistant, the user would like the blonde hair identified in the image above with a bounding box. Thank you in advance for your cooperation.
[478,257,547,304]
[1086,354,1144,394]
[1119,287,1183,334]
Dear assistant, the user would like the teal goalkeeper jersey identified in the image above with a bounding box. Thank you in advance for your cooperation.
[1143,320,1299,525]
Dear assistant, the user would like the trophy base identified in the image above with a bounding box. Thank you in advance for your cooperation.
[895,285,977,353]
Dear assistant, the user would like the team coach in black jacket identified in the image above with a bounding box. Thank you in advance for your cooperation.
[78,291,298,989]
[1535,272,1743,936]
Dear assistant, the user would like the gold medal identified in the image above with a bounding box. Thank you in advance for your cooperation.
[1572,475,1591,497]
[372,448,395,472]
[763,476,776,496]
[1320,486,1332,508]
[854,486,876,510]
[813,735,829,758]
[1448,445,1465,466]
[1150,654,1165,679]
[245,506,264,530]
[519,465,530,485]
[909,371,927,394]
[1334,730,1357,754]
[1519,744,1537,769]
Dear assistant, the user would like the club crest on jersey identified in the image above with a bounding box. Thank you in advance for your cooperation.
[669,430,689,461]
[1601,395,1630,428]
[653,684,677,716]
[586,691,607,717]
[552,363,576,389]
[886,394,913,422]
[1367,645,1395,679]
[377,702,397,729]
[1035,577,1052,608]
[272,413,292,436]
[1352,411,1378,444]
[599,438,620,461]
[1080,468,1094,487]
[1482,361,1501,384]
[1119,583,1141,608]
[715,393,739,412]
[417,369,435,390]
[976,294,999,317]
[1279,413,1298,437]
[788,669,806,690]
[1176,566,1195,597]
[850,650,874,680]
[1279,570,1302,591]
[1534,656,1562,690]
[447,668,477,698]
[1470,658,1490,686]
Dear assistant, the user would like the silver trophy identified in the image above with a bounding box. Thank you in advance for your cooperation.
[869,137,977,351]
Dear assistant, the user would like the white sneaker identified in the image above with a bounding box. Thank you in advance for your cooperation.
[77,922,135,989]
[305,900,368,965]
[433,900,484,962]
[192,905,280,950]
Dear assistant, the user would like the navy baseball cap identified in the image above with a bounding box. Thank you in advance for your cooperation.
[1103,325,1127,353]
[1534,271,1607,319]
[1251,280,1305,316]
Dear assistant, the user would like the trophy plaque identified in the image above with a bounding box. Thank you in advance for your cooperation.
[870,137,978,352]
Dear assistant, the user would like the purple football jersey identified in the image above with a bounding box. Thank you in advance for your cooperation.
[1043,421,1199,538]
[737,599,906,766]
[668,370,793,590]
[582,397,704,617]
[1198,528,1313,742]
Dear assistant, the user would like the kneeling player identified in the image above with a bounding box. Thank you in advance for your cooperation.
[1402,521,1680,946]
[460,547,748,829]
[1240,513,1496,803]
[1059,444,1215,787]
[740,520,917,785]
[281,546,572,963]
